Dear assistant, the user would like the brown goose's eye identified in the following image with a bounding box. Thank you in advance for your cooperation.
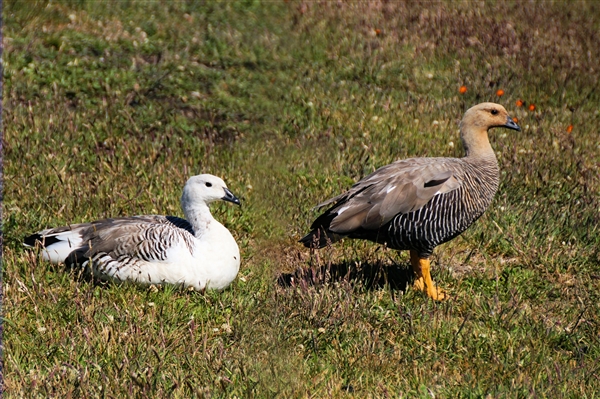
[491,109,499,115]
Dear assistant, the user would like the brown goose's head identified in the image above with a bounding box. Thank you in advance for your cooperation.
[460,102,520,158]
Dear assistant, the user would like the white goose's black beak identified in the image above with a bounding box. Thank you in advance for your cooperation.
[504,116,521,131]
[222,188,241,206]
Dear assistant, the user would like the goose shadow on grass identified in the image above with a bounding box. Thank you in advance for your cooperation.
[276,260,413,292]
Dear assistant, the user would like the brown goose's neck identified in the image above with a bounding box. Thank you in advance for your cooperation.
[460,125,497,160]
[463,149,498,167]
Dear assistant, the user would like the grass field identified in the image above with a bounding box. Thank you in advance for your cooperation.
[3,1,600,397]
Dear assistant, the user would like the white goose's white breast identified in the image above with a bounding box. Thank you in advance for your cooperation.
[193,221,240,290]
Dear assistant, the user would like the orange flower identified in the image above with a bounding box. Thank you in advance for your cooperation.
[528,104,536,111]
[516,99,524,107]
[459,85,467,94]
[512,117,518,123]
[375,29,382,36]
[566,124,573,133]
[496,89,505,97]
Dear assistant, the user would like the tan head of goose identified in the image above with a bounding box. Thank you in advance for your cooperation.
[300,103,520,300]
[25,174,242,291]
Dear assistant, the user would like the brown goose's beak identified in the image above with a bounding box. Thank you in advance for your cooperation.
[222,188,241,206]
[504,116,521,131]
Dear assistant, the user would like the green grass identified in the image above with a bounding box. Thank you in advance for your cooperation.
[3,0,600,397]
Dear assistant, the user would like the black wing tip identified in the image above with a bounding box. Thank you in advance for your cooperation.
[299,232,318,248]
[24,233,40,247]
[299,229,340,249]
[24,233,59,248]
[65,250,90,268]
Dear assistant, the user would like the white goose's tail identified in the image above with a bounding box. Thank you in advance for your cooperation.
[24,227,85,264]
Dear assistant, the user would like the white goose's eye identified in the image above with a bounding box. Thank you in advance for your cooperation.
[205,182,212,187]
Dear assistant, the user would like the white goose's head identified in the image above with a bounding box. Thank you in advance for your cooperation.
[181,174,241,208]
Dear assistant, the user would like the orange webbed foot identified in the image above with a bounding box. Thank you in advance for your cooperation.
[410,251,449,301]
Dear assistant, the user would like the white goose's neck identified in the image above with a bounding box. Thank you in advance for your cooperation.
[182,202,215,239]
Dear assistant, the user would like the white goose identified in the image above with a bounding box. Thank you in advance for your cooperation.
[24,174,241,290]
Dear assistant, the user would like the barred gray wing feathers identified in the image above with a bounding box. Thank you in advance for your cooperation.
[322,158,462,233]
[64,216,196,267]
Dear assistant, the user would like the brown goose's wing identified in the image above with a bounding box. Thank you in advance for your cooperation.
[319,158,462,233]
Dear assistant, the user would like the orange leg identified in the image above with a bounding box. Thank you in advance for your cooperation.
[410,250,448,301]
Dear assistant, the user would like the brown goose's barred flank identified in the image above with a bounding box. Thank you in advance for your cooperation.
[300,102,521,300]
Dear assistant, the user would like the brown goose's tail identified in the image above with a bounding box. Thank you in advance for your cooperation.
[299,228,346,249]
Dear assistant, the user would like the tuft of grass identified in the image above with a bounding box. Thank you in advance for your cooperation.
[4,1,600,397]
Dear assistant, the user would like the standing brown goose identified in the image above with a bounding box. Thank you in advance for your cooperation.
[300,102,520,300]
